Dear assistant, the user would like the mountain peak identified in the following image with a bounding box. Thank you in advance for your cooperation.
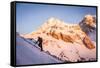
[79,14,96,41]
[85,14,93,19]
[47,17,58,22]
[36,17,66,32]
[84,14,96,27]
[46,17,65,26]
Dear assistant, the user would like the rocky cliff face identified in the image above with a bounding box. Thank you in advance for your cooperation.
[33,17,95,49]
[22,15,96,62]
[79,15,96,41]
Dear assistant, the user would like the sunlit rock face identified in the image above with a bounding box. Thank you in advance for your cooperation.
[22,15,96,62]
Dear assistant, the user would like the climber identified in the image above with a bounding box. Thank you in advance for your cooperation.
[37,37,43,51]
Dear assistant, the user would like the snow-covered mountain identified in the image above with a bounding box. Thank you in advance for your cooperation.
[22,15,96,62]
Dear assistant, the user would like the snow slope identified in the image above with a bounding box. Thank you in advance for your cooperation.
[16,35,63,65]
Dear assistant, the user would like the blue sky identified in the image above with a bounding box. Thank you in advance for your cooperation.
[16,3,96,34]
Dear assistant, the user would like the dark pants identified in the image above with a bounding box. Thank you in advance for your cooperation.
[39,43,43,51]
